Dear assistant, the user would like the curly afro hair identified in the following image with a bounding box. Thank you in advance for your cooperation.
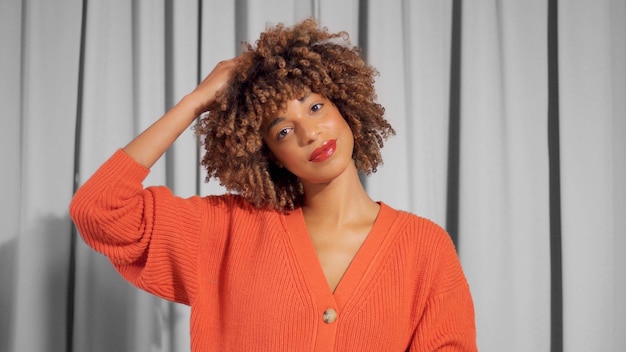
[195,17,395,211]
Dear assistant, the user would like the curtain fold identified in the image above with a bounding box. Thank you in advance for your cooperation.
[366,0,453,226]
[0,0,23,348]
[1,0,624,351]
[559,1,626,350]
[457,1,552,350]
[0,1,83,351]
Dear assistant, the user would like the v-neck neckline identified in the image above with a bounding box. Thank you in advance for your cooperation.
[282,202,397,310]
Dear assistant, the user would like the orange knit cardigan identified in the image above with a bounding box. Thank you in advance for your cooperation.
[70,149,477,351]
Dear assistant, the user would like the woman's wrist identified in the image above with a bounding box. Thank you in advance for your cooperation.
[180,91,214,118]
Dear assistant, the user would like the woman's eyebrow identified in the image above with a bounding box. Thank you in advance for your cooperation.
[265,117,285,134]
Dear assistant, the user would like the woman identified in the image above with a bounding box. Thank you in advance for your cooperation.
[70,18,477,351]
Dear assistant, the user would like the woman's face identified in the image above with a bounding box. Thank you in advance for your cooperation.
[262,93,355,185]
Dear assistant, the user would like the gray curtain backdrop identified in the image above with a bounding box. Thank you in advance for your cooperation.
[1,0,624,351]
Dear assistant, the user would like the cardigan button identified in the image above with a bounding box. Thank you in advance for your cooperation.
[322,308,337,324]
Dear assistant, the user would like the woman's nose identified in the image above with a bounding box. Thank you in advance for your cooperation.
[297,121,320,145]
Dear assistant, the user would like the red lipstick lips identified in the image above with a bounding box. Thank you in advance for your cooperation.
[309,140,337,162]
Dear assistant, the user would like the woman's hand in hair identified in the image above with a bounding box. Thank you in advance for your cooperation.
[122,57,241,168]
[186,57,241,117]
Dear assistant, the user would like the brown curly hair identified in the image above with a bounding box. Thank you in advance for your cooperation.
[195,18,395,211]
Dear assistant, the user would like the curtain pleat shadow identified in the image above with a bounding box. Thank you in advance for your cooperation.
[446,0,462,248]
[68,0,89,351]
[547,0,563,351]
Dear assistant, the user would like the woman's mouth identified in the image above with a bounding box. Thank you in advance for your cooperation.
[309,140,337,162]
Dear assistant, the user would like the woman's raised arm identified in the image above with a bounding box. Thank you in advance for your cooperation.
[123,58,239,168]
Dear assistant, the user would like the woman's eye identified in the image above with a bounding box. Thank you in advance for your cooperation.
[311,103,323,113]
[277,128,291,140]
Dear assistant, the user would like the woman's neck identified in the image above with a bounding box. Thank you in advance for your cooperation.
[301,163,378,226]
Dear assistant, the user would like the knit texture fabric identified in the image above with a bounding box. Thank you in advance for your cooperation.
[70,149,477,351]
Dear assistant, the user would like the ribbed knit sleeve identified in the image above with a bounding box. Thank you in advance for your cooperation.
[69,149,213,305]
[406,216,477,351]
